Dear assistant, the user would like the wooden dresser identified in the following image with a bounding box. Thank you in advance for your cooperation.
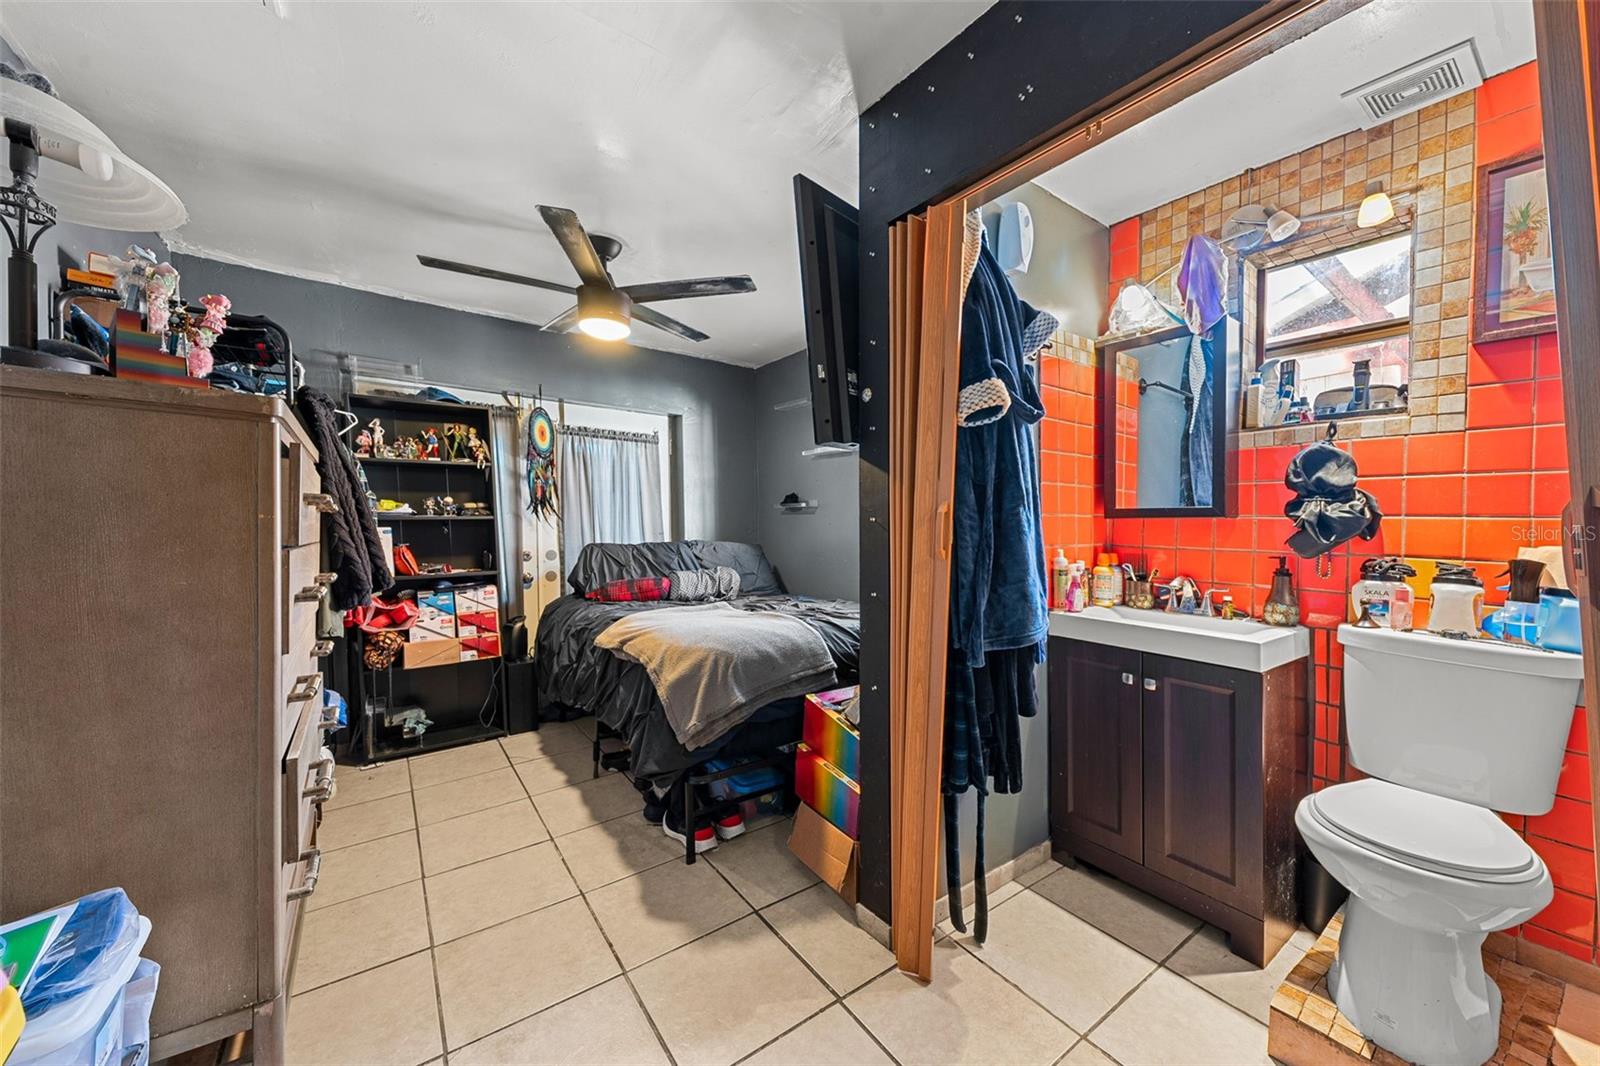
[0,366,337,1060]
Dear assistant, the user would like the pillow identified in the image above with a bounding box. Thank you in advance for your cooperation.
[687,540,785,595]
[566,541,699,595]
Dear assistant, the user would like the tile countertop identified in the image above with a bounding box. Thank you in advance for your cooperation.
[1048,606,1312,673]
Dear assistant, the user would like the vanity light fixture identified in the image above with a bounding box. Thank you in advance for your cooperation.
[1356,181,1396,228]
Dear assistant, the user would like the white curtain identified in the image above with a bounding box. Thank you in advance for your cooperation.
[558,425,665,577]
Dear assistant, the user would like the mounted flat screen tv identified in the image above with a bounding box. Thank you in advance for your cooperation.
[793,174,859,446]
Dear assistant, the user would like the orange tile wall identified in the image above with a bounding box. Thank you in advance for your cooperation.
[1039,63,1598,966]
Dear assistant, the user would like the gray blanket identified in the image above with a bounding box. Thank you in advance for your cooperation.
[594,602,836,750]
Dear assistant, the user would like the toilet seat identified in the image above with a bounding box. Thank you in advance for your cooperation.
[1307,780,1542,884]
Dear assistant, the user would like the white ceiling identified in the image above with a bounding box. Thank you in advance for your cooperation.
[1034,0,1536,226]
[1,0,990,367]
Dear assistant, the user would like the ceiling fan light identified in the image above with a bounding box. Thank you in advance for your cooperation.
[1356,182,1395,228]
[576,285,632,342]
[1266,209,1301,241]
[578,315,630,341]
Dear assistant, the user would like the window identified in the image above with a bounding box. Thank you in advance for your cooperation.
[1257,232,1412,421]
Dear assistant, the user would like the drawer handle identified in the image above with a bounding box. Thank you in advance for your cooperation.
[303,757,335,801]
[1143,678,1158,691]
[303,493,340,515]
[289,673,323,704]
[1121,672,1135,686]
[311,639,335,658]
[294,583,329,604]
[287,848,322,900]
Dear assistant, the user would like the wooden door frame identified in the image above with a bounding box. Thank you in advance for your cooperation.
[1535,0,1600,926]
[883,0,1359,980]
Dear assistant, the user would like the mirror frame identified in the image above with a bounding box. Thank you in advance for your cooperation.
[1098,317,1240,519]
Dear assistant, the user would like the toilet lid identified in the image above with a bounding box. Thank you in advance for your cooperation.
[1309,780,1540,881]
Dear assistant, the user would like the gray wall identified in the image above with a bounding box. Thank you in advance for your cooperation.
[753,351,860,601]
[170,255,761,545]
[980,183,1109,340]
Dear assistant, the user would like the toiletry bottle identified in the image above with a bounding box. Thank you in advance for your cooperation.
[1065,562,1088,612]
[1050,549,1069,610]
[1263,556,1300,627]
[1427,564,1485,636]
[1091,553,1117,607]
[1107,553,1125,605]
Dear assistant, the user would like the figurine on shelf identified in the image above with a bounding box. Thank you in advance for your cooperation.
[423,427,441,460]
[440,496,461,516]
[443,423,467,461]
[422,495,441,516]
[466,426,490,470]
[400,436,422,461]
[354,427,374,457]
[367,419,387,457]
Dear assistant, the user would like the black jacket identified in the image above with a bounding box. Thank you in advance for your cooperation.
[294,388,393,610]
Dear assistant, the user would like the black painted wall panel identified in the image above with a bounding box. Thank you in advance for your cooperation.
[854,0,1269,920]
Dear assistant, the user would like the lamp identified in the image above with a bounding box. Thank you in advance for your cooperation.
[1356,181,1395,228]
[576,284,632,341]
[1,72,186,372]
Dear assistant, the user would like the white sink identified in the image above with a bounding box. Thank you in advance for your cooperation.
[1048,605,1310,673]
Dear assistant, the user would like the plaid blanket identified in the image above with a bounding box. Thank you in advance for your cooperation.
[585,576,672,603]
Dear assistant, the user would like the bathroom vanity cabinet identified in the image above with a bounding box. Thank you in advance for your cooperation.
[1048,635,1308,965]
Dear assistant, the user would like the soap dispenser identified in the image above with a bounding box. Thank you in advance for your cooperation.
[1263,555,1300,627]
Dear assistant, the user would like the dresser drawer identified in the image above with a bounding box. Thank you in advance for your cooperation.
[282,693,332,865]
[282,545,333,651]
[281,430,330,548]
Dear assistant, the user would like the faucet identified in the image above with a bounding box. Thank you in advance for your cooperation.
[1200,587,1229,618]
[1165,576,1200,614]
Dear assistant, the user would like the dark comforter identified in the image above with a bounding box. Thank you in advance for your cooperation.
[536,593,860,783]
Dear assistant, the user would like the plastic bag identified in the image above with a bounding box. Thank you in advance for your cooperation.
[20,889,141,1014]
[1101,280,1179,339]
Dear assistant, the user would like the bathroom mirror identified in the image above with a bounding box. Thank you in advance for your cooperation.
[1099,317,1239,517]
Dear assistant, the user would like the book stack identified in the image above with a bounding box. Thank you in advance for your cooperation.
[113,309,206,389]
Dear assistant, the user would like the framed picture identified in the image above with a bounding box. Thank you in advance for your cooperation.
[1473,149,1558,343]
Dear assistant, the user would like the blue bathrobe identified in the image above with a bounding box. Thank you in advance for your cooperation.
[949,238,1054,668]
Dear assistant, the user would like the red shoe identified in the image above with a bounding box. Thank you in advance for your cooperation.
[663,813,717,853]
[714,812,746,840]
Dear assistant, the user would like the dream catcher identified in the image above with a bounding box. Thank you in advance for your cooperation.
[527,405,560,520]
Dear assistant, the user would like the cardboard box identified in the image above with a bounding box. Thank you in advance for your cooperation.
[402,637,460,669]
[461,631,500,659]
[413,589,457,642]
[803,686,860,781]
[795,743,860,839]
[789,802,858,905]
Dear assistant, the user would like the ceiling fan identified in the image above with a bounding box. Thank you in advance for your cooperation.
[418,205,756,343]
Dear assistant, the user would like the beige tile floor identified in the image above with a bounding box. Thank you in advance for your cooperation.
[289,735,1308,1065]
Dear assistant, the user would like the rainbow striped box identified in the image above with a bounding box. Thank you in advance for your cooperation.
[795,744,859,840]
[803,686,859,781]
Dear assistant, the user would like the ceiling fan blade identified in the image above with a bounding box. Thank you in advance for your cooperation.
[632,303,709,343]
[416,255,574,295]
[536,205,610,287]
[541,305,582,333]
[622,275,757,303]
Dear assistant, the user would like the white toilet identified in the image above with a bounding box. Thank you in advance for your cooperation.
[1296,625,1583,1066]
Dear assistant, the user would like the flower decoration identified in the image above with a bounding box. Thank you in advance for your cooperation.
[182,293,232,378]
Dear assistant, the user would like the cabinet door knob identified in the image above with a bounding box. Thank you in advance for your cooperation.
[1143,678,1158,691]
[1121,672,1135,685]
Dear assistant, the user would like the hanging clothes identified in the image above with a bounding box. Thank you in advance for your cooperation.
[949,221,1055,669]
[941,216,1052,943]
[295,387,394,610]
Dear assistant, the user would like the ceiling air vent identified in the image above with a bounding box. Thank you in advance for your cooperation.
[1341,41,1485,129]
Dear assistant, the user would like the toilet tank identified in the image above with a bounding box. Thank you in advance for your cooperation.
[1339,625,1583,814]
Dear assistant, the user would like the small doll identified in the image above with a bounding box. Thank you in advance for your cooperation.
[355,428,373,457]
[423,495,440,516]
[466,426,489,470]
[367,419,387,456]
[423,427,440,460]
[443,423,466,461]
[400,436,421,460]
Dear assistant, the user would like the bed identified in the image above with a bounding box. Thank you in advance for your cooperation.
[534,540,860,787]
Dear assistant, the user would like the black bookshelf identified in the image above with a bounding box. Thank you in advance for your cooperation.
[348,392,507,761]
